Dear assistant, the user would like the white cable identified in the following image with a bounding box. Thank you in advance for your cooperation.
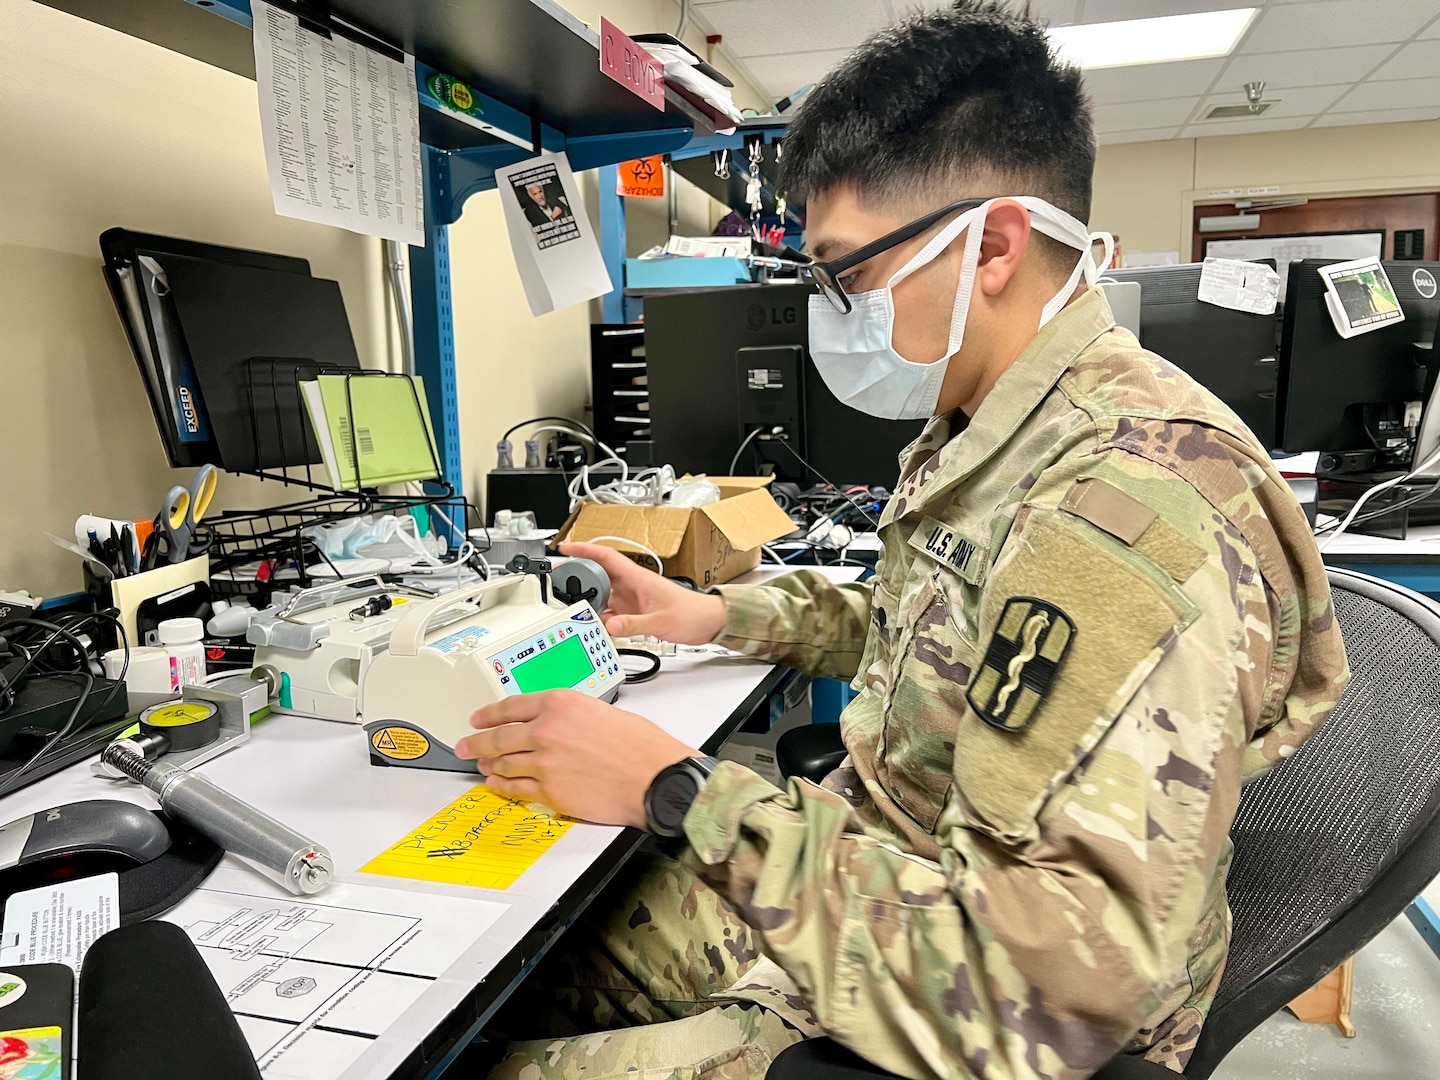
[1320,440,1440,549]
[762,544,787,565]
[729,426,770,475]
[584,535,664,573]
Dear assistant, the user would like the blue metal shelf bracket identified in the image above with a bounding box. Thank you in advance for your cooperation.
[598,164,626,325]
[1406,897,1440,962]
[411,144,464,539]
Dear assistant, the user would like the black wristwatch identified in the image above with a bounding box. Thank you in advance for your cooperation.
[643,756,720,837]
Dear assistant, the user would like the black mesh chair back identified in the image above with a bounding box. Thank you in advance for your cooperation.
[1184,566,1440,1076]
[770,568,1440,1080]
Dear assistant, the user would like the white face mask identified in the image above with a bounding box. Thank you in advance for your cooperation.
[807,197,1114,421]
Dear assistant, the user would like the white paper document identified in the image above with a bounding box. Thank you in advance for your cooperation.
[0,872,118,972]
[251,0,425,246]
[1197,257,1280,315]
[495,152,614,316]
[160,871,508,1080]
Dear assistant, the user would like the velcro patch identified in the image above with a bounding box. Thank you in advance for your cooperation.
[966,598,1075,732]
[1059,477,1156,545]
[907,517,988,585]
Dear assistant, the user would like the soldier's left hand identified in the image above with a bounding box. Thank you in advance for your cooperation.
[457,690,699,828]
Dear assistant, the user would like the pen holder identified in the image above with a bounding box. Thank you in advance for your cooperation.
[85,556,211,651]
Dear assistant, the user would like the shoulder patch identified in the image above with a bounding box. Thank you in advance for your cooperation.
[966,598,1075,732]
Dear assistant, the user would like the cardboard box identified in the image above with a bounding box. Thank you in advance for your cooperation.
[556,478,795,587]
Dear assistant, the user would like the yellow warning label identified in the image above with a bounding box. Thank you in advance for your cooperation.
[371,727,430,760]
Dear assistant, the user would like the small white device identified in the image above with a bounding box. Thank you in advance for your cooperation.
[362,571,622,771]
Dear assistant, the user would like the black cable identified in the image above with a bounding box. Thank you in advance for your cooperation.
[618,647,662,684]
[1316,480,1440,535]
[770,442,880,528]
[0,609,129,798]
[501,416,598,444]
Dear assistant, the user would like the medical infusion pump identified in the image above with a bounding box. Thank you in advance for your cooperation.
[363,572,623,771]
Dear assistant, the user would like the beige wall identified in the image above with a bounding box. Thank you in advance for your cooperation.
[0,0,389,599]
[449,0,768,515]
[1,0,762,597]
[1093,120,1440,259]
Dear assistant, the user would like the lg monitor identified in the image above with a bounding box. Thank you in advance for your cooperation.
[1276,259,1440,470]
[1103,263,1280,449]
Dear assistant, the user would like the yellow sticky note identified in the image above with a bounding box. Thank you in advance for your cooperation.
[360,786,572,890]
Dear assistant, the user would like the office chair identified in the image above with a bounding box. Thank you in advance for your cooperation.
[768,567,1440,1080]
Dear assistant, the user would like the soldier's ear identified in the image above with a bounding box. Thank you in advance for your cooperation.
[973,200,1030,299]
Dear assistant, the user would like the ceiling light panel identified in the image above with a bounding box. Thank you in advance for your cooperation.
[1048,8,1257,69]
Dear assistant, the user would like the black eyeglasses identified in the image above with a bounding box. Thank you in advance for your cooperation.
[798,199,986,314]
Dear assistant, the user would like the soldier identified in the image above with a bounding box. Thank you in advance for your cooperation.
[465,3,1349,1077]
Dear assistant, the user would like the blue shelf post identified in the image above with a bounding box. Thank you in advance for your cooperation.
[411,144,465,542]
[598,164,627,325]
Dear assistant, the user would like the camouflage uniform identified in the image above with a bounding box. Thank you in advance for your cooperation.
[486,288,1349,1079]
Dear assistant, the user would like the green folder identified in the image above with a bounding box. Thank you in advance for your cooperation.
[301,374,440,489]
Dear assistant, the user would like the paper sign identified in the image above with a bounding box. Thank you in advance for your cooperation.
[618,156,666,198]
[495,152,614,316]
[251,0,425,246]
[1197,257,1280,315]
[1319,257,1405,339]
[0,873,118,973]
[360,787,573,890]
[600,17,666,110]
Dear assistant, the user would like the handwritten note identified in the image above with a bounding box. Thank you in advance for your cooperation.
[360,787,572,890]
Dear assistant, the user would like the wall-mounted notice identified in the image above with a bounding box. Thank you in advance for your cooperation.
[251,0,425,246]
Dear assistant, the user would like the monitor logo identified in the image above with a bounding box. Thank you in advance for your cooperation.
[1413,268,1437,300]
[745,304,766,331]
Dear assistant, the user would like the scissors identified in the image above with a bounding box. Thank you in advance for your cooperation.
[151,465,217,566]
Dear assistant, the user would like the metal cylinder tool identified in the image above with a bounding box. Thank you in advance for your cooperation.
[100,744,333,895]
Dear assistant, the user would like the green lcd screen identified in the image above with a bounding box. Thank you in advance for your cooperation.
[512,633,593,693]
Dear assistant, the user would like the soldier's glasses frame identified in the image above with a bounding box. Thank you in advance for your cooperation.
[795,198,987,315]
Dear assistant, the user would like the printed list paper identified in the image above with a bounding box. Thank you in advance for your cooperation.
[251,0,425,246]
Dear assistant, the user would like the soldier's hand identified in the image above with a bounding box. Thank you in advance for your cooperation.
[560,542,727,644]
[457,690,698,827]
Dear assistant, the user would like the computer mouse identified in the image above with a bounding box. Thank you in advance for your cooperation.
[0,800,171,898]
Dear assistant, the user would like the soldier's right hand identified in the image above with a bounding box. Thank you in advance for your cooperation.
[560,542,727,645]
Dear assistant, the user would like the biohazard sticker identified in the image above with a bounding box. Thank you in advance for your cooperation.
[371,727,430,761]
[966,598,1075,732]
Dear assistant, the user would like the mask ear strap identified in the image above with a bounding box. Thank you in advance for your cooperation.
[944,209,990,355]
[1039,229,1115,327]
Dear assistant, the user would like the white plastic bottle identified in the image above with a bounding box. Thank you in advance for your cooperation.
[157,617,207,689]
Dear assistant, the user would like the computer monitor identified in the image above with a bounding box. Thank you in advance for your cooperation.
[642,284,924,486]
[1276,259,1440,467]
[1103,263,1280,449]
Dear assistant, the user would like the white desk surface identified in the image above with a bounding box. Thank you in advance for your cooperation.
[2,563,861,1080]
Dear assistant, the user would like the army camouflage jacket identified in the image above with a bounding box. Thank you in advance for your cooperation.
[683,287,1349,1079]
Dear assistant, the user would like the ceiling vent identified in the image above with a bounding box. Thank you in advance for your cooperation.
[1203,81,1276,121]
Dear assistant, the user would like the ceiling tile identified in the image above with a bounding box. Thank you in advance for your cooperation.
[1196,83,1349,120]
[1372,38,1440,81]
[1424,17,1440,38]
[695,0,891,58]
[1081,57,1225,104]
[739,50,854,99]
[1219,45,1398,90]
[1081,0,1254,22]
[1098,126,1183,145]
[1238,0,1437,53]
[1328,75,1440,112]
[1178,115,1315,138]
[1311,106,1440,126]
[1093,96,1199,131]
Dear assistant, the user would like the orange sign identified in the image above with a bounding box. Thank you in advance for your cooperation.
[618,156,665,199]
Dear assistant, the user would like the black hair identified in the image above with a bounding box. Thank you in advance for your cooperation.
[779,1,1094,226]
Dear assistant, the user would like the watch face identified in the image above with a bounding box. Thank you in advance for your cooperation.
[651,769,702,833]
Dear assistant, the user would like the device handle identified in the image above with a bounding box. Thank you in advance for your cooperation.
[387,574,539,657]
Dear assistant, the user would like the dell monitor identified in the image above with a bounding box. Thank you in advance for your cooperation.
[642,284,924,486]
[1103,263,1280,449]
[1276,259,1440,470]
